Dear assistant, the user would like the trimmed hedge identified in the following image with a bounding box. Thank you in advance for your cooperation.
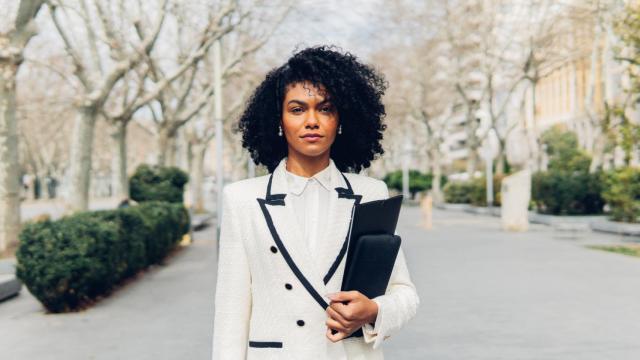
[383,170,447,199]
[130,164,189,203]
[443,181,473,204]
[531,170,604,215]
[443,175,503,206]
[15,202,190,313]
[469,174,504,207]
[602,167,640,223]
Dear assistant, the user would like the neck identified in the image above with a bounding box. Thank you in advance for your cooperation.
[285,150,331,177]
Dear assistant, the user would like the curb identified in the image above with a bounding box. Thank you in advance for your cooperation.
[0,259,21,302]
[191,212,215,231]
[438,203,640,238]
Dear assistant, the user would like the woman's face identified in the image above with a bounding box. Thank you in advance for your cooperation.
[281,81,339,159]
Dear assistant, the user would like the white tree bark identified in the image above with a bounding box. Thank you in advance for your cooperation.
[109,120,128,199]
[0,59,22,253]
[67,105,97,211]
[190,142,206,212]
[0,0,44,252]
[156,126,175,167]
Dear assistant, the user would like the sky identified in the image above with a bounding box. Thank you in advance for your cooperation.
[260,0,390,66]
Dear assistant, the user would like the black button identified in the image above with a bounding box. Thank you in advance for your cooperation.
[270,246,278,253]
[285,283,292,290]
[297,320,305,326]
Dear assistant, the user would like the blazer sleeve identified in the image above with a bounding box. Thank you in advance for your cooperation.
[212,186,252,360]
[362,181,420,349]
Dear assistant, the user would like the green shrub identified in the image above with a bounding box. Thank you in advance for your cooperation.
[16,203,190,313]
[469,174,504,207]
[531,170,604,215]
[129,164,189,203]
[602,167,640,222]
[531,125,604,215]
[443,181,473,204]
[541,125,591,172]
[383,170,447,199]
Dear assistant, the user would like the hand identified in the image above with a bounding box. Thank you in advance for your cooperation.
[325,291,378,342]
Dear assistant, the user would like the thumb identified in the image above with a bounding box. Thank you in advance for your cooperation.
[326,291,356,302]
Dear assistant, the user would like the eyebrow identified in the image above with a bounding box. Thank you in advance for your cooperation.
[286,99,332,106]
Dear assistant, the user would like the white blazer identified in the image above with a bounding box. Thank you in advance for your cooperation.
[212,158,419,360]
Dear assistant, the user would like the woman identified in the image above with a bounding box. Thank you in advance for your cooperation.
[212,46,419,359]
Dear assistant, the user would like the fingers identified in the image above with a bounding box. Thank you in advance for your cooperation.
[326,306,352,328]
[327,290,361,303]
[325,317,349,333]
[326,327,349,342]
[329,300,352,320]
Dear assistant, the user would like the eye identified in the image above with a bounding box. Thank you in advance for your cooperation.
[290,107,303,114]
[320,105,334,113]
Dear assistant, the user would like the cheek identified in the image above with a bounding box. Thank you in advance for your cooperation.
[324,117,339,134]
[281,115,299,133]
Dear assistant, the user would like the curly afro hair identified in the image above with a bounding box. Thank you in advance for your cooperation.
[238,45,388,173]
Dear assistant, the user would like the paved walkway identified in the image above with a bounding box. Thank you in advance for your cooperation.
[388,206,640,359]
[1,206,640,359]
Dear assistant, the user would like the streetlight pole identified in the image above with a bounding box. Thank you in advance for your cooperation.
[484,145,494,208]
[213,40,223,249]
[402,135,412,200]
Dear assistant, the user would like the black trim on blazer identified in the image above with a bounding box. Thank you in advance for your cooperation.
[257,198,329,310]
[265,173,286,205]
[258,170,363,299]
[249,341,283,348]
[323,173,362,285]
[323,231,349,285]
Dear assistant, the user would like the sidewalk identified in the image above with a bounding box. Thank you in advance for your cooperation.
[0,223,218,360]
[385,206,640,359]
[2,207,640,359]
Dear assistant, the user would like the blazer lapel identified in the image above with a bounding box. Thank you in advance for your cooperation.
[318,166,362,286]
[256,159,329,310]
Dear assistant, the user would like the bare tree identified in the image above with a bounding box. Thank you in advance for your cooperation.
[101,0,240,199]
[183,2,293,211]
[0,0,45,252]
[441,0,489,177]
[45,0,170,211]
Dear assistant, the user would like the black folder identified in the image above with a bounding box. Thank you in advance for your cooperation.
[336,195,403,338]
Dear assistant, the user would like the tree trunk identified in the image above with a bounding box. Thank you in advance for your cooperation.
[191,142,206,213]
[156,127,177,167]
[589,130,606,172]
[0,58,22,252]
[495,140,506,175]
[430,149,443,204]
[466,149,478,177]
[166,136,177,167]
[67,105,97,211]
[110,121,129,199]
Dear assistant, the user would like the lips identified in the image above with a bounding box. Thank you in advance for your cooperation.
[301,134,323,142]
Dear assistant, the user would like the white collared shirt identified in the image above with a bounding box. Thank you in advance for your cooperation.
[284,159,332,258]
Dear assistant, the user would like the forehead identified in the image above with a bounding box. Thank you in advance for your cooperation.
[284,81,329,100]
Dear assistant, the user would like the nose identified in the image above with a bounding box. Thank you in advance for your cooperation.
[305,110,320,129]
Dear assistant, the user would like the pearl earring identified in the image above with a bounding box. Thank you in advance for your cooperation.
[338,124,342,135]
[278,125,283,136]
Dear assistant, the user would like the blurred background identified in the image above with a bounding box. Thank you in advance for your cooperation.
[2,0,640,359]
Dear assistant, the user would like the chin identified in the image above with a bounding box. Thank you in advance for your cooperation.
[295,146,331,158]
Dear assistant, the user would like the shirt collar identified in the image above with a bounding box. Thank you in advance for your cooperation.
[284,158,334,196]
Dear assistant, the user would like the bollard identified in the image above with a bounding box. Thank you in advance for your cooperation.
[421,193,433,230]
